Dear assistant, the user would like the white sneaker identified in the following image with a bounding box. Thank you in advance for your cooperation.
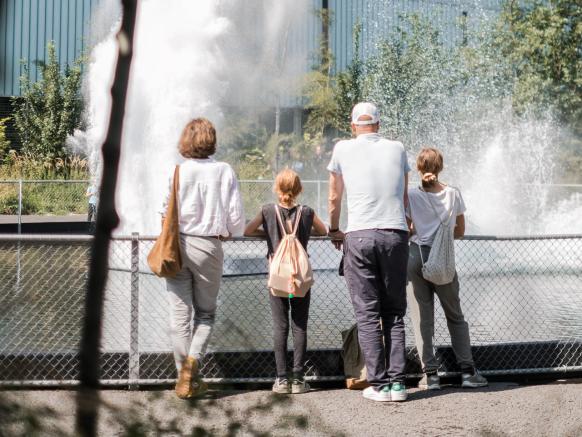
[272,377,290,394]
[291,377,310,394]
[363,385,391,402]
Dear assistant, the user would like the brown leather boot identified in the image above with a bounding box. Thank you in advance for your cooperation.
[175,356,199,399]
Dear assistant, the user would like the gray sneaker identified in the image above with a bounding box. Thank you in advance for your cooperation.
[418,373,441,390]
[272,377,290,394]
[291,377,310,394]
[461,371,488,388]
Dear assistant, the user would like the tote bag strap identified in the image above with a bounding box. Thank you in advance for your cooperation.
[422,185,456,227]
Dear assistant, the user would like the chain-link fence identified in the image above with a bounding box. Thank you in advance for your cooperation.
[1,233,581,387]
[0,181,90,230]
[0,180,331,228]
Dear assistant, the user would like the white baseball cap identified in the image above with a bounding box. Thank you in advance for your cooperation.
[351,102,379,125]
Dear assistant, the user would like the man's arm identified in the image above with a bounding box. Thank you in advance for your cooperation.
[328,172,344,230]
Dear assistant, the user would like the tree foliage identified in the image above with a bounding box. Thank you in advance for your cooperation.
[494,0,581,126]
[0,117,10,159]
[12,42,83,161]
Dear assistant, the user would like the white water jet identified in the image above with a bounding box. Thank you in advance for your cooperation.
[82,0,308,235]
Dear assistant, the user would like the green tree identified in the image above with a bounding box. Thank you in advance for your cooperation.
[493,0,582,181]
[495,0,581,125]
[334,21,363,134]
[303,9,340,136]
[12,41,83,161]
[362,15,462,146]
[0,117,10,159]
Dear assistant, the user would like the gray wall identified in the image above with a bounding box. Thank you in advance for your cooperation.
[0,0,94,97]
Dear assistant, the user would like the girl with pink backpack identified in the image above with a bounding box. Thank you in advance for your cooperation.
[244,169,328,394]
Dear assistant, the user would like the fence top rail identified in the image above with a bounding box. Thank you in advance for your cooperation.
[0,179,90,184]
[1,233,581,243]
[0,234,94,242]
[2,179,582,187]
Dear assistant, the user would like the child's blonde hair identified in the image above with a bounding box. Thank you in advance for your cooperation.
[274,168,302,206]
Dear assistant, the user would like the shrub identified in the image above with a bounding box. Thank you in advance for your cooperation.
[12,42,83,162]
[0,117,11,160]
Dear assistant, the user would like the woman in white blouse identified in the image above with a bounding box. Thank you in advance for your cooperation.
[160,118,244,399]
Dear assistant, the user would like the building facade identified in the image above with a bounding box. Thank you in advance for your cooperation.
[0,0,503,140]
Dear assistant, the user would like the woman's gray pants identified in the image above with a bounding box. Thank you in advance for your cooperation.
[407,242,474,373]
[165,235,223,371]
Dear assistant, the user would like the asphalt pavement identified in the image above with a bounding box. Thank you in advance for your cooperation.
[2,380,582,436]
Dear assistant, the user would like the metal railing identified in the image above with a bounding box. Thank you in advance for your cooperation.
[0,233,581,387]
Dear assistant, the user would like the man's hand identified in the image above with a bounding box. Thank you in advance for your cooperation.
[328,229,345,250]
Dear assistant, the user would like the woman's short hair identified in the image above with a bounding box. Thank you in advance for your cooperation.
[178,118,216,159]
[416,147,444,176]
[274,168,302,205]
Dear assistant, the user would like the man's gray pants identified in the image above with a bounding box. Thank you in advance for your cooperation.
[407,242,474,373]
[343,229,409,387]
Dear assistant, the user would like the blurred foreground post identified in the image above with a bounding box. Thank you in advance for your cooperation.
[75,1,138,436]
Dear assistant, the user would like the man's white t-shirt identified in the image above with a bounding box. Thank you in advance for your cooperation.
[327,133,410,233]
[407,185,466,246]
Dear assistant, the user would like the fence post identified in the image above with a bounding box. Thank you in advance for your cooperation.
[317,180,322,218]
[129,233,140,389]
[17,180,22,234]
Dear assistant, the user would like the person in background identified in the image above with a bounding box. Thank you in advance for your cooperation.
[327,102,411,402]
[244,168,328,394]
[86,184,97,223]
[406,147,488,390]
[160,117,245,399]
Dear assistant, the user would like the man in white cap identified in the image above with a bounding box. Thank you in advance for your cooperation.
[327,102,410,402]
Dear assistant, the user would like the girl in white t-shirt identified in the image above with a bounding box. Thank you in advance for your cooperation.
[406,148,488,390]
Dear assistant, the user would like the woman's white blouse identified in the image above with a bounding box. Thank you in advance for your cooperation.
[160,158,245,237]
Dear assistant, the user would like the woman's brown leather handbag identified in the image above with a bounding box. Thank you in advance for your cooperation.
[147,165,182,277]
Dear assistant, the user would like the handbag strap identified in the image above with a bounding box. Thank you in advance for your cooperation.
[171,165,180,215]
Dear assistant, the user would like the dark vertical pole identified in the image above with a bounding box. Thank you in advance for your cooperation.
[75,1,138,436]
[129,232,140,389]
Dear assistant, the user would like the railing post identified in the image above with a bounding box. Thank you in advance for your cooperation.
[129,232,140,389]
[317,180,322,218]
[17,180,22,234]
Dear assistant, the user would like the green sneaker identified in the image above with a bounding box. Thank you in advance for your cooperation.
[390,382,407,402]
